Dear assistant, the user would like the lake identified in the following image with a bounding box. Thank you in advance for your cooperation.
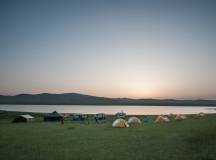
[0,105,216,115]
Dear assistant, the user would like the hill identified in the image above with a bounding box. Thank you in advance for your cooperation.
[0,93,216,106]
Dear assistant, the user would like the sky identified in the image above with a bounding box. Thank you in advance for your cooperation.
[0,0,216,99]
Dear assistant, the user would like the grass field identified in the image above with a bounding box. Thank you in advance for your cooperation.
[0,111,216,160]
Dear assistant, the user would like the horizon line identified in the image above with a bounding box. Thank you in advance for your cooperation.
[0,92,216,101]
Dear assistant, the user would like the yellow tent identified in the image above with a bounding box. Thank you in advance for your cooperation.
[128,117,141,124]
[175,114,187,120]
[154,115,170,123]
[112,119,129,128]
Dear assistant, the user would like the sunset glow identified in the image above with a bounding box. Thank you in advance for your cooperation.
[0,0,216,99]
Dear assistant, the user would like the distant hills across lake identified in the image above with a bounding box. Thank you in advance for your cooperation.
[0,93,216,106]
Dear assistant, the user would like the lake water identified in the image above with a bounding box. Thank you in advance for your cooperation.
[0,105,216,115]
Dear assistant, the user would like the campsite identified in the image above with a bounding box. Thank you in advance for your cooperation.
[0,110,216,160]
[1,0,216,159]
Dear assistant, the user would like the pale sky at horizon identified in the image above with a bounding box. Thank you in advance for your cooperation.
[0,0,216,99]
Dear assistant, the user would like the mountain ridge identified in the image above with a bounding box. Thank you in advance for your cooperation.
[0,93,216,106]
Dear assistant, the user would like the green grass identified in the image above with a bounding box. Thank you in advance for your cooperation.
[0,111,216,160]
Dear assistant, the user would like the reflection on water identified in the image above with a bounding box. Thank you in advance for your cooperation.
[0,105,216,115]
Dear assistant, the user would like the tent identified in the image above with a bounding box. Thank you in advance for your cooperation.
[13,115,34,123]
[94,113,106,120]
[115,111,126,119]
[72,113,88,121]
[112,119,129,128]
[154,115,170,123]
[175,114,187,120]
[44,111,63,121]
[128,117,141,124]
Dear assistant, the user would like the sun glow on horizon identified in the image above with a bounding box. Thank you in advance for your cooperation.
[0,0,216,99]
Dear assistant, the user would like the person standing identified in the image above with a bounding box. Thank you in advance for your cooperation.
[61,117,64,125]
